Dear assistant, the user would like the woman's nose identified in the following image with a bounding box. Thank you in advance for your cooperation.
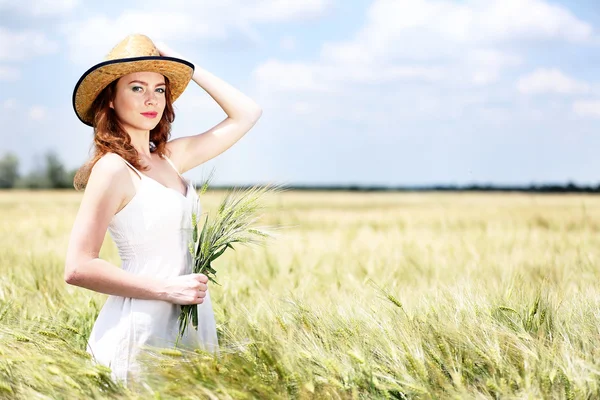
[145,91,158,105]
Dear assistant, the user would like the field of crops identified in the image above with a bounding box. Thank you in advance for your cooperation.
[1,190,599,399]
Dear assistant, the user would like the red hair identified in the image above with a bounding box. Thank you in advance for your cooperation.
[73,76,175,191]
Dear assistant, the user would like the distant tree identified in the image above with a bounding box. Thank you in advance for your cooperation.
[45,151,71,189]
[14,150,72,189]
[0,152,20,189]
[15,163,51,189]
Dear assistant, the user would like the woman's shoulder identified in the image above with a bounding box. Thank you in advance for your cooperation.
[88,152,131,186]
[83,153,137,214]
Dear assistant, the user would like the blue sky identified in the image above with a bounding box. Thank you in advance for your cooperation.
[1,0,600,186]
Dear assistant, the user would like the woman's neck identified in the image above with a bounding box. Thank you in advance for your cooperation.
[125,126,152,159]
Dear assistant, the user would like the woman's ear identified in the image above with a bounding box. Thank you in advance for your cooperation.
[109,101,114,109]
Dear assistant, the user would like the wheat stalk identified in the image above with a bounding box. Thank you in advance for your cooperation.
[176,176,283,345]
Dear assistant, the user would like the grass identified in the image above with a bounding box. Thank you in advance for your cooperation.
[1,189,600,399]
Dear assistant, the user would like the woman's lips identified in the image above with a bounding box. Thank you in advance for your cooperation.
[141,112,158,118]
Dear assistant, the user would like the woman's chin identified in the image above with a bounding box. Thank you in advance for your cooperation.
[131,120,160,131]
[144,122,160,130]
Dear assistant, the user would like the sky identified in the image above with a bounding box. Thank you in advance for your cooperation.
[1,0,600,187]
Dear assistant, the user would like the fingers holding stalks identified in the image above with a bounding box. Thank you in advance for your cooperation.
[162,273,209,305]
[192,274,208,304]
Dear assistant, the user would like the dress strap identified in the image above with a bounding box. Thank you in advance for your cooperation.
[161,155,184,179]
[120,157,142,180]
[162,154,193,192]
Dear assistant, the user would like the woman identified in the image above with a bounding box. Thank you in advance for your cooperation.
[64,34,262,385]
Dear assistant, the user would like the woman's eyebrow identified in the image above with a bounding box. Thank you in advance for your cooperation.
[128,80,166,86]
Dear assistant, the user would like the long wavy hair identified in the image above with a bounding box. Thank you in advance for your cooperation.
[73,76,175,191]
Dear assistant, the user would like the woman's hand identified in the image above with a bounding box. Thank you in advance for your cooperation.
[161,273,208,305]
[156,41,187,61]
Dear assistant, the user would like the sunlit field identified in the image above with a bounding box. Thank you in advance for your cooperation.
[1,189,600,399]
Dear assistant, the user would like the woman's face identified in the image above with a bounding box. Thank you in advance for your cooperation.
[110,71,166,132]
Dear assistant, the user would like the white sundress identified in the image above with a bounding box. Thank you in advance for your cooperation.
[86,153,219,385]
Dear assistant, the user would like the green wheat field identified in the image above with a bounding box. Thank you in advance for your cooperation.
[1,190,599,399]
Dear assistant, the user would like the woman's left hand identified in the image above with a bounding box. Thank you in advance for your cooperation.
[156,41,186,61]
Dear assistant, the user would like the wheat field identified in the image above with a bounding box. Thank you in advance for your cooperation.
[0,189,599,399]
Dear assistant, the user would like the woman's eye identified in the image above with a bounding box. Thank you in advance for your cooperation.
[132,86,143,93]
[156,88,165,94]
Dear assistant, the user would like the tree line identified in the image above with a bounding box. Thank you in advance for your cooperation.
[0,151,76,189]
[1,151,599,193]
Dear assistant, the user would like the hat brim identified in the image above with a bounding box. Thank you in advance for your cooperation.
[72,56,194,127]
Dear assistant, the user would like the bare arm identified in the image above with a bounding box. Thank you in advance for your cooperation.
[64,154,208,304]
[64,154,170,299]
[66,259,168,300]
[157,43,263,173]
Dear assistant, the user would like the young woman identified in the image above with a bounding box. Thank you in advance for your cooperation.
[64,34,262,385]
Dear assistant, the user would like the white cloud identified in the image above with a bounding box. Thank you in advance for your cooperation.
[62,0,332,65]
[319,0,591,84]
[280,36,296,51]
[28,106,47,120]
[61,12,226,65]
[259,0,591,95]
[244,0,332,22]
[573,100,600,118]
[253,60,333,92]
[517,68,590,95]
[254,58,447,94]
[467,49,522,85]
[127,0,332,23]
[356,0,593,60]
[253,0,596,125]
[0,66,20,81]
[2,98,17,110]
[475,0,593,42]
[0,28,58,61]
[0,0,78,16]
[340,64,446,84]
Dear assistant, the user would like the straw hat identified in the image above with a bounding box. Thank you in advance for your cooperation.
[72,34,194,126]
